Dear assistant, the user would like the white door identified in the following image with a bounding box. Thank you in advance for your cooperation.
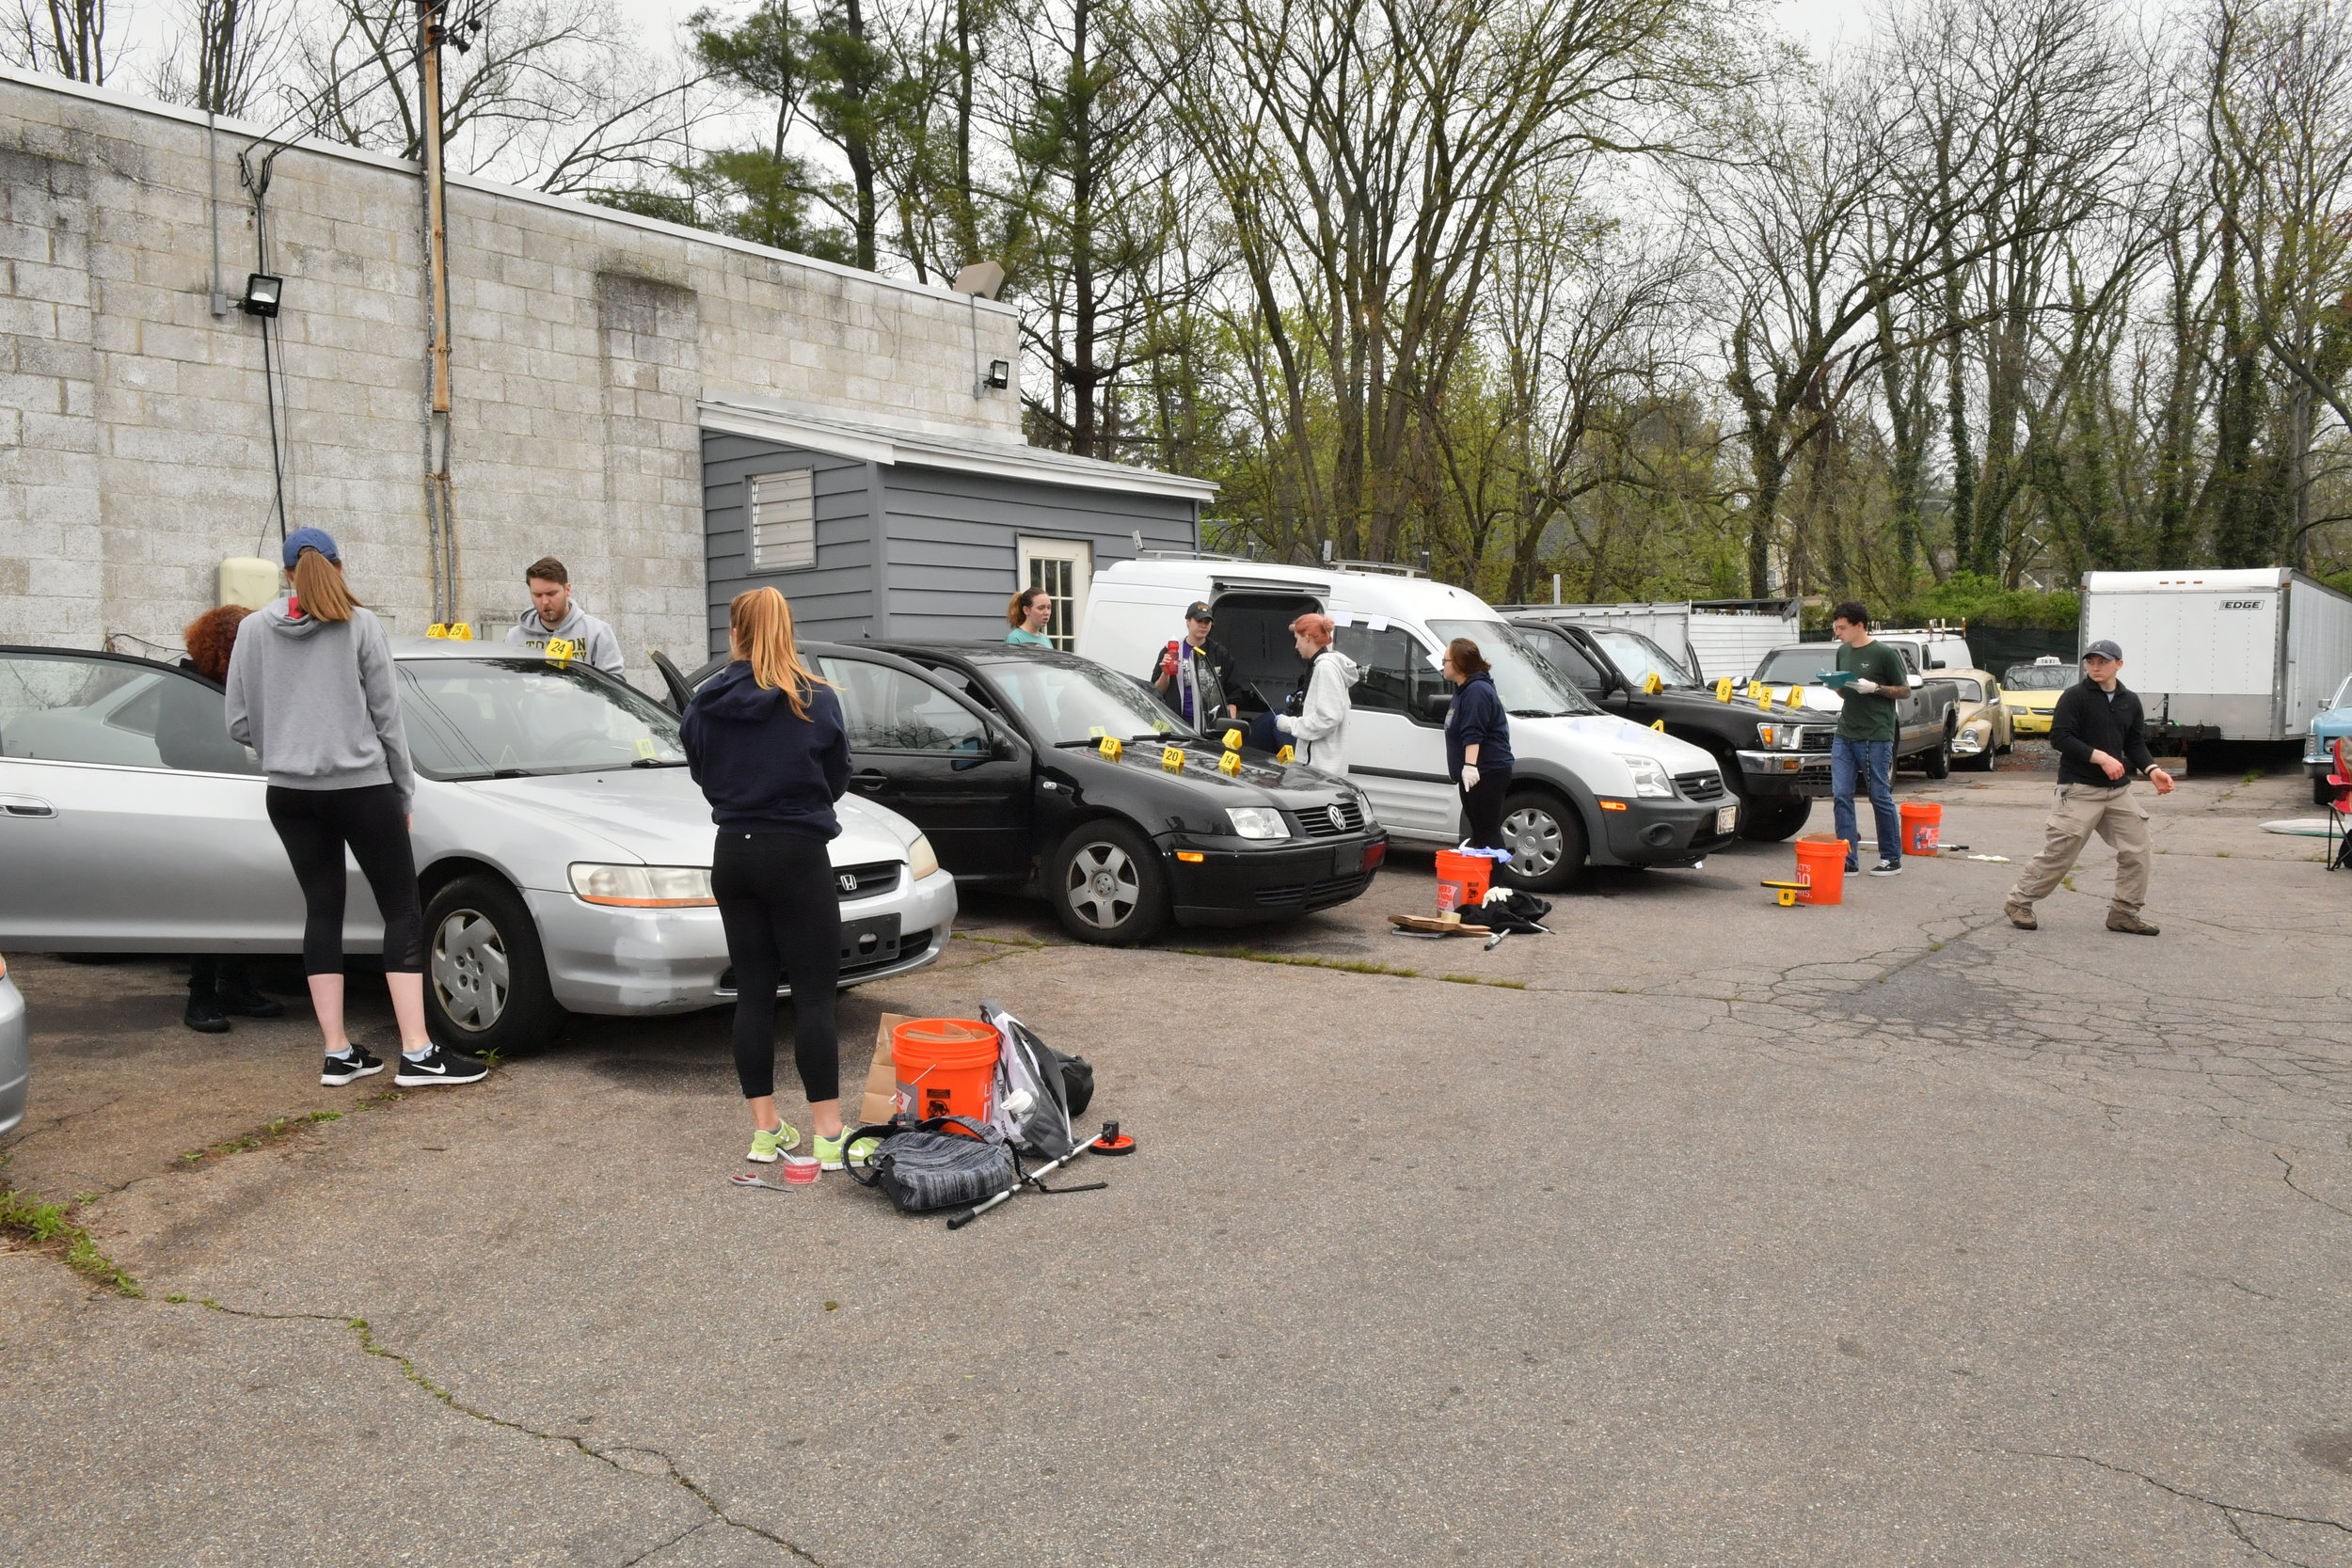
[1331,619,1461,839]
[1018,538,1092,651]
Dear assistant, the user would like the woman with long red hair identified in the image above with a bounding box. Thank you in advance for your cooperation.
[682,587,868,1171]
[170,604,286,1033]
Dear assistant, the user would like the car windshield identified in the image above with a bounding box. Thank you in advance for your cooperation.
[2004,662,2074,691]
[1944,676,1985,702]
[968,651,1198,746]
[1754,646,1839,684]
[2331,672,2352,709]
[1590,629,1695,689]
[1427,620,1599,717]
[397,656,688,779]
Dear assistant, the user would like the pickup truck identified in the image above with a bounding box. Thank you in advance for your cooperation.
[1749,641,1963,781]
[1506,615,1820,841]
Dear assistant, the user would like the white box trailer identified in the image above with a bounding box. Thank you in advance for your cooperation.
[1495,599,1801,685]
[2079,568,2352,742]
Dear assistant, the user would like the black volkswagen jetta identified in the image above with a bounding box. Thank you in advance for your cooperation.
[660,641,1387,945]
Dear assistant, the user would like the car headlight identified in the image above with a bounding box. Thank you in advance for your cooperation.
[1755,721,1806,751]
[1226,806,1289,840]
[908,833,942,880]
[568,863,716,907]
[1617,754,1674,799]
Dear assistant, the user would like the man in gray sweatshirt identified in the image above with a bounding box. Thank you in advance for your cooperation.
[507,556,625,678]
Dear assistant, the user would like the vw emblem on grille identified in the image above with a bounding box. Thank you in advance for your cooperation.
[837,872,860,893]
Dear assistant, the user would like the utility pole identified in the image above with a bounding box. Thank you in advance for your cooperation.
[419,0,459,626]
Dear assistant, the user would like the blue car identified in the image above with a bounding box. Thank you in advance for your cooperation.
[2307,671,2352,803]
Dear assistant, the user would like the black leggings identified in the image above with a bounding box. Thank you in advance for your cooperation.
[265,784,423,976]
[712,831,841,1103]
[1459,766,1512,850]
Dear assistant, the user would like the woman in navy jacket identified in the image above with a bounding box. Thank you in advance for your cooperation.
[682,586,860,1170]
[1443,638,1513,850]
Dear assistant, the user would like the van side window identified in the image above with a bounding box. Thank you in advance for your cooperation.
[1336,625,1449,725]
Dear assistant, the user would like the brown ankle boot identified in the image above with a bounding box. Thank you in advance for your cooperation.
[2106,908,2159,936]
[2004,901,2037,929]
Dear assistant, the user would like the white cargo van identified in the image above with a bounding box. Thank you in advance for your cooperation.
[2080,568,2352,743]
[1078,557,1740,889]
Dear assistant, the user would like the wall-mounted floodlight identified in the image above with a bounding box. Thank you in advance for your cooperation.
[240,273,283,318]
[983,358,1011,389]
[952,261,1007,300]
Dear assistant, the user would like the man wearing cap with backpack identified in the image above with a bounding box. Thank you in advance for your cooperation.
[2006,639,2174,935]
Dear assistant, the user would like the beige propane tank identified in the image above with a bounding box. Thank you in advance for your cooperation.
[217,557,279,610]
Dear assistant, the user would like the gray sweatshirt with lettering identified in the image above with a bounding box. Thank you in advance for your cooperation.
[225,600,417,809]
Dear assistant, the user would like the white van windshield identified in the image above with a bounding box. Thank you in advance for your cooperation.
[1427,620,1599,717]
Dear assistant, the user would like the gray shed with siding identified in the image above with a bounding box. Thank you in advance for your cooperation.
[700,399,1216,657]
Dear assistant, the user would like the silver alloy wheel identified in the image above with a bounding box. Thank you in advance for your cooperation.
[1502,805,1565,879]
[1063,840,1140,931]
[431,908,511,1032]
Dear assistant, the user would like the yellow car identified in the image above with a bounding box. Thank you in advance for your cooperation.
[2002,657,2071,736]
[1938,666,2014,769]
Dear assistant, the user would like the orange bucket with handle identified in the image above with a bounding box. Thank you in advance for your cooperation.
[1792,836,1849,906]
[1435,849,1495,912]
[891,1018,999,1132]
[1899,800,1943,856]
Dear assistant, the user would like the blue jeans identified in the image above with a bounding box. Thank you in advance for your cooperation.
[1831,737,1899,872]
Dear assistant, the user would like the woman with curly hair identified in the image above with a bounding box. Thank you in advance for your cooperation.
[169,604,287,1034]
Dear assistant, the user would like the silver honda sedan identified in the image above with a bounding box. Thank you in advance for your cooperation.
[0,642,957,1055]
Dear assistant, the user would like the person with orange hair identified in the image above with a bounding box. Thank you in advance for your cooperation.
[171,603,285,1033]
[682,586,869,1172]
[1269,611,1359,775]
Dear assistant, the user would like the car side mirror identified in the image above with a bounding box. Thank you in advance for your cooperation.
[1928,657,1946,669]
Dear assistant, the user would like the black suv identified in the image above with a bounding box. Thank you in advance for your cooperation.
[1503,617,1823,841]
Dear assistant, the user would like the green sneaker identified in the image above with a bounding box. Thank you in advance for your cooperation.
[813,1129,880,1171]
[747,1122,801,1164]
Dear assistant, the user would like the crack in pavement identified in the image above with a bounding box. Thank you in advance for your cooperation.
[2005,1449,2352,1565]
[2274,1150,2352,1223]
[171,1295,826,1566]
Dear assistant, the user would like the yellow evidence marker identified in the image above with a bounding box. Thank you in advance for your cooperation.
[1217,752,1242,776]
[1223,728,1244,752]
[1651,719,1666,732]
[1276,745,1295,764]
[1643,672,1662,694]
[1760,879,1807,907]
[1161,746,1186,771]
[1715,676,1735,702]
[1097,736,1123,761]
[544,637,578,667]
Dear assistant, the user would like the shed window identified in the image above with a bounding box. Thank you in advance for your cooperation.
[748,470,816,572]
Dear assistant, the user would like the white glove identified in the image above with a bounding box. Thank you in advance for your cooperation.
[1849,677,1880,695]
[1461,764,1482,791]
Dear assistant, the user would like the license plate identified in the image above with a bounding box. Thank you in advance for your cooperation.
[1716,803,1739,835]
[840,912,902,966]
[1334,845,1359,877]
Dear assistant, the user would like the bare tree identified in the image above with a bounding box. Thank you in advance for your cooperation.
[148,0,294,116]
[4,0,112,82]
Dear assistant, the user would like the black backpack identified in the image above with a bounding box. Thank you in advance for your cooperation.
[843,1116,1018,1214]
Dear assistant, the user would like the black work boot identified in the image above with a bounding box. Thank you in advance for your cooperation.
[215,971,285,1019]
[183,993,230,1033]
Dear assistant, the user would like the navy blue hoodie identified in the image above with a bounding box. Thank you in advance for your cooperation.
[681,661,851,839]
[1445,670,1514,780]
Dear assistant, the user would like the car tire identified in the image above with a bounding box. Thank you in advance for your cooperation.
[1741,797,1814,842]
[422,874,563,1057]
[1048,819,1170,946]
[1923,732,1952,780]
[1497,789,1588,894]
[1963,739,1997,771]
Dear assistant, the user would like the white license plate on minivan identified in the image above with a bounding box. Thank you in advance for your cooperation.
[1716,803,1739,835]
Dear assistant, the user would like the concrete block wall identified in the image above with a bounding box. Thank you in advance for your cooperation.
[0,67,1022,675]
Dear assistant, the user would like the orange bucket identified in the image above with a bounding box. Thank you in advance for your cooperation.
[1436,849,1495,912]
[1899,801,1943,856]
[891,1018,999,1132]
[1792,836,1849,906]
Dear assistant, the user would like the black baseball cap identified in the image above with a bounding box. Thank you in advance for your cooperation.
[1185,601,1214,622]
[2083,640,2122,661]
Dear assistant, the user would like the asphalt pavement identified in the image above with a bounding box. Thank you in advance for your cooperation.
[6,759,2351,1566]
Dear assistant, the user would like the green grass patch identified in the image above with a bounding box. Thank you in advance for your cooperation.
[0,1189,142,1297]
[176,1093,389,1167]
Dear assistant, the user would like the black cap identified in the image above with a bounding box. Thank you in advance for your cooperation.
[1185,601,1214,622]
[2083,639,2122,661]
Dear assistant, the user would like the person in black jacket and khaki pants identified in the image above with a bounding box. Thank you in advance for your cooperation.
[2006,639,2175,934]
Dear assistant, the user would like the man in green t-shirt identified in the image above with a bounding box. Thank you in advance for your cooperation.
[1829,601,1911,877]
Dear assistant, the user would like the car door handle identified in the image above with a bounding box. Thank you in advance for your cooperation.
[850,769,889,792]
[0,795,56,817]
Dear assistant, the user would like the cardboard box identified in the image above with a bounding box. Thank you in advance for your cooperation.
[859,1013,914,1126]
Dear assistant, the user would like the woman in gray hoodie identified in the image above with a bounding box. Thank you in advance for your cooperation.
[225,528,485,1090]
